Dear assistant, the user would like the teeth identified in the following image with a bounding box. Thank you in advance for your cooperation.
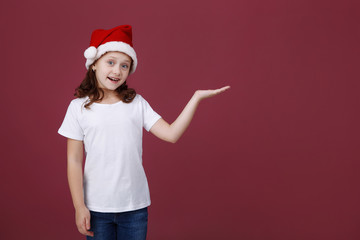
[108,77,119,81]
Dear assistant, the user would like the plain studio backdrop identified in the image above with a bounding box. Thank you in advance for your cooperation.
[1,0,359,239]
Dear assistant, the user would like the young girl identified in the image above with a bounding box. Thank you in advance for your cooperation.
[58,25,230,240]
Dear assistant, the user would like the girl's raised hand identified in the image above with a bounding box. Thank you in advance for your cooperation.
[194,86,231,101]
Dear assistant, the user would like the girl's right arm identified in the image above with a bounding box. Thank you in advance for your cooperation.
[67,138,94,237]
[150,86,230,143]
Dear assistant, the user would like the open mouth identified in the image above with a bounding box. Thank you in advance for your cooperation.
[108,77,120,83]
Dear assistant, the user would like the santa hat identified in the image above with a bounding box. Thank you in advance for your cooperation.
[84,25,138,74]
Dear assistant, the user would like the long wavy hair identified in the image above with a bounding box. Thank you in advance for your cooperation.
[74,60,136,109]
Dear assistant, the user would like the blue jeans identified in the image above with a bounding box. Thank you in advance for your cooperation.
[86,207,148,240]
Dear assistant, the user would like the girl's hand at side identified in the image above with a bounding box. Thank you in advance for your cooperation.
[75,205,94,237]
[194,86,231,102]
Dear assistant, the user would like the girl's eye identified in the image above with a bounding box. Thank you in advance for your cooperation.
[108,61,114,65]
[122,65,129,69]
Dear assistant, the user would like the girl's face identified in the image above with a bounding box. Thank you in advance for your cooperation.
[92,51,132,93]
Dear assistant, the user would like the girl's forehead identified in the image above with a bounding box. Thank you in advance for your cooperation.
[103,51,131,61]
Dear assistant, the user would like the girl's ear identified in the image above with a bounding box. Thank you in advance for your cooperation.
[92,66,96,72]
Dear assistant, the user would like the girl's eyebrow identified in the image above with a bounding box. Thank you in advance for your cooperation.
[107,56,131,63]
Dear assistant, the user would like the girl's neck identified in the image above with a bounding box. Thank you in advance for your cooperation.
[95,89,122,104]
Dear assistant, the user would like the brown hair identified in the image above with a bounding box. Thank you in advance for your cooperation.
[74,61,136,109]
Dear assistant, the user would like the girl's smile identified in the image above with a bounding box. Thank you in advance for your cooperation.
[108,76,121,83]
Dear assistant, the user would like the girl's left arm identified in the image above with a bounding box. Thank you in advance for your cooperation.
[150,86,230,143]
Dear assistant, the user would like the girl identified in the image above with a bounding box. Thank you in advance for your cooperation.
[58,25,230,240]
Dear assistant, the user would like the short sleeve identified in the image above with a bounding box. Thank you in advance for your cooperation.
[140,95,162,132]
[58,100,84,141]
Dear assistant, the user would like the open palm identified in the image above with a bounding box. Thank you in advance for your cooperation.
[195,86,231,101]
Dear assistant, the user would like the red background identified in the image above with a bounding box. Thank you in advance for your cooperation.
[1,0,359,239]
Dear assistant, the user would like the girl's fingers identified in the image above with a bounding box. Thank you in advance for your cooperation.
[86,230,94,237]
[81,219,87,234]
[218,86,231,92]
[220,86,231,91]
[84,217,94,236]
[85,216,91,230]
[214,86,231,94]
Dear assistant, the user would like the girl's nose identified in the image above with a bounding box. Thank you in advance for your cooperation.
[113,66,122,76]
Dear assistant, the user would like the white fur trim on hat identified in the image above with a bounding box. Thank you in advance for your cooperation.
[84,46,97,59]
[84,41,138,74]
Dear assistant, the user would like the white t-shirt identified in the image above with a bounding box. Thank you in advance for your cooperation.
[58,94,161,212]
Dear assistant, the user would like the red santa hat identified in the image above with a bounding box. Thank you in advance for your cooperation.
[84,25,138,74]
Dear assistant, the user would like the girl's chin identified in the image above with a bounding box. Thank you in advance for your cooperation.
[98,80,124,91]
[100,86,118,92]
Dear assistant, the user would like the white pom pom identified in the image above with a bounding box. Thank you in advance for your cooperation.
[84,46,97,59]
